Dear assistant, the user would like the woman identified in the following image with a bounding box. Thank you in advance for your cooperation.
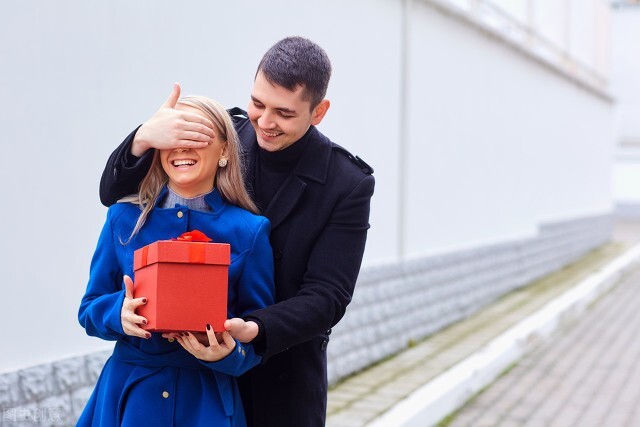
[78,96,274,426]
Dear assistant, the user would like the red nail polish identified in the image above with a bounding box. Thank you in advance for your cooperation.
[142,319,147,325]
[184,331,189,336]
[145,333,151,339]
[142,298,147,304]
[206,324,211,331]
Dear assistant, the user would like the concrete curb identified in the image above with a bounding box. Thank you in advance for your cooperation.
[368,242,640,427]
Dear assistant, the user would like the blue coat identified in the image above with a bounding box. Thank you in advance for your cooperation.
[78,187,275,427]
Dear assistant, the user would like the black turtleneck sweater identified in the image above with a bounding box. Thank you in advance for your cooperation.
[247,126,312,352]
[253,127,312,213]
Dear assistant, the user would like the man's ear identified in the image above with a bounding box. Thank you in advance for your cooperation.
[310,99,330,126]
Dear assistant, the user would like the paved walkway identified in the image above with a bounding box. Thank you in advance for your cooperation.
[446,263,640,427]
[326,220,640,427]
[442,220,640,427]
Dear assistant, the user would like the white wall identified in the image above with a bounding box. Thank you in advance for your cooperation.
[611,7,640,205]
[0,0,613,372]
[0,0,400,373]
[403,2,613,256]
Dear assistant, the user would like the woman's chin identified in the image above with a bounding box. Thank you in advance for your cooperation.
[168,180,213,198]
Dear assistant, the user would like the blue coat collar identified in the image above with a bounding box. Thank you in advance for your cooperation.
[154,185,226,212]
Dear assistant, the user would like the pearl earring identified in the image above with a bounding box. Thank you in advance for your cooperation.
[218,158,228,168]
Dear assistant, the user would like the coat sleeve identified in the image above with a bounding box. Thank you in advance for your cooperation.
[201,217,275,376]
[248,173,375,359]
[99,126,154,207]
[199,341,261,377]
[78,208,127,340]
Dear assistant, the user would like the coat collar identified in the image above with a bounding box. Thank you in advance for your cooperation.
[154,185,226,213]
[292,126,331,183]
[241,124,332,185]
[239,122,332,229]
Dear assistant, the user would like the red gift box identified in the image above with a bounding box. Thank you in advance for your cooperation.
[133,232,230,332]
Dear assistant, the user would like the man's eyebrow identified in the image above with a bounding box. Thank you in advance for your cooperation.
[251,95,297,114]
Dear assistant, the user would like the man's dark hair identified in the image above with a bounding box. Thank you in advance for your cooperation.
[257,36,332,109]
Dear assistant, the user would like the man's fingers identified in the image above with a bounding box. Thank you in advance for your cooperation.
[179,132,213,145]
[162,82,181,109]
[225,318,243,334]
[123,275,134,300]
[225,318,257,343]
[179,113,216,135]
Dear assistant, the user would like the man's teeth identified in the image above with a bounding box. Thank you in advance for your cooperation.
[262,130,281,137]
[173,159,196,167]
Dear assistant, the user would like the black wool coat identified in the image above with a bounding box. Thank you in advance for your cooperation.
[99,110,375,427]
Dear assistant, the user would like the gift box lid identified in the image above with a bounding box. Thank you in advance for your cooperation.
[133,240,231,270]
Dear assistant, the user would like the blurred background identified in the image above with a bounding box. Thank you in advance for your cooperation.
[1,0,639,424]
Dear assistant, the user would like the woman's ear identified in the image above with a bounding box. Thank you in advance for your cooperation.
[218,144,229,168]
[310,99,330,126]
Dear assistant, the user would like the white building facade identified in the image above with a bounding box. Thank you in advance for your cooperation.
[611,1,640,215]
[0,1,615,424]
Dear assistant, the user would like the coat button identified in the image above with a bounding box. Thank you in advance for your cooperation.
[162,391,169,398]
[168,338,174,343]
[177,211,184,218]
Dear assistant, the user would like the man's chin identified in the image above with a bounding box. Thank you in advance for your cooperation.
[256,137,281,152]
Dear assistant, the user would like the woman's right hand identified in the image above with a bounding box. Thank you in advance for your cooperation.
[121,275,150,339]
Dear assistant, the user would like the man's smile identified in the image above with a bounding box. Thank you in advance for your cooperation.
[260,129,283,138]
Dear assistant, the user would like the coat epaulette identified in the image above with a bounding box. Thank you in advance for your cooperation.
[227,107,248,123]
[333,144,374,175]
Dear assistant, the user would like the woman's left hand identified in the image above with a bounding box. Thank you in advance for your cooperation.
[163,331,223,346]
[175,326,236,362]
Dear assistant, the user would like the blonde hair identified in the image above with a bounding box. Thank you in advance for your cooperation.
[119,96,258,242]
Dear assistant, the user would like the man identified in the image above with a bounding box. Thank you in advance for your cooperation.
[100,36,374,426]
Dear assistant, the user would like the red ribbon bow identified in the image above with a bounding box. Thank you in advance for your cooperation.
[172,230,212,242]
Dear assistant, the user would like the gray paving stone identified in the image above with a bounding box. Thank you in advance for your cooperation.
[326,411,368,427]
[445,262,640,427]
